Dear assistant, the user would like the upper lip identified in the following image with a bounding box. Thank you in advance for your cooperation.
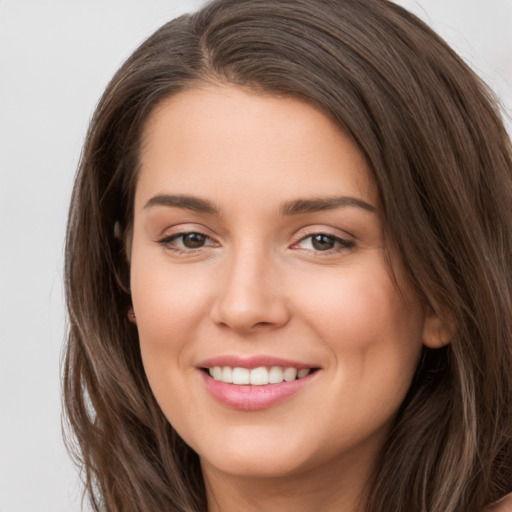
[197,355,318,370]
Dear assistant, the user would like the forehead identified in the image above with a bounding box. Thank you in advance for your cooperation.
[136,84,375,211]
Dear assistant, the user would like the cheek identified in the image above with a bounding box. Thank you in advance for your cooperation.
[130,250,214,380]
[295,262,424,387]
[299,268,424,435]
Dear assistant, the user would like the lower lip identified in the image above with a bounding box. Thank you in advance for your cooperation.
[199,370,317,410]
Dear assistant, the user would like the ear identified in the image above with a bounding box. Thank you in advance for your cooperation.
[128,306,137,324]
[422,305,454,349]
[114,220,133,263]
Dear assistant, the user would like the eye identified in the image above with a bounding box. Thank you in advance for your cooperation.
[158,231,218,252]
[178,232,208,249]
[294,233,354,252]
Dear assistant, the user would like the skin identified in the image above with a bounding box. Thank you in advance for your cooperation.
[129,84,448,512]
[487,495,512,512]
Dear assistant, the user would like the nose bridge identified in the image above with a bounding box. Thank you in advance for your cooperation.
[211,240,288,332]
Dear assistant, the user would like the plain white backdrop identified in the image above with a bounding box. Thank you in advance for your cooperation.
[0,1,510,511]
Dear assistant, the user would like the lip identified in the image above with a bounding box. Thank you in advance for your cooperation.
[196,355,320,411]
[197,355,316,370]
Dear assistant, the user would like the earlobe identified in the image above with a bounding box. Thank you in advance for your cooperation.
[422,307,454,349]
[114,221,123,240]
[128,306,137,324]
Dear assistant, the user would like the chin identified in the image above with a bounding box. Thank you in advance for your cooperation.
[194,426,318,479]
[200,450,314,480]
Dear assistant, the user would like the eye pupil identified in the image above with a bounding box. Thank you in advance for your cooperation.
[312,234,335,251]
[183,233,206,248]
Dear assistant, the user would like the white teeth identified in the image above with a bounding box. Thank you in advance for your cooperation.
[250,367,269,386]
[268,366,284,384]
[232,367,250,385]
[208,366,313,385]
[297,368,311,378]
[221,366,233,383]
[283,367,297,382]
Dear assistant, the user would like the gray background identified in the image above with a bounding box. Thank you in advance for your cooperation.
[0,1,510,511]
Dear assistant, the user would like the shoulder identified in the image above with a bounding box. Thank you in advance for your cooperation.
[487,494,512,512]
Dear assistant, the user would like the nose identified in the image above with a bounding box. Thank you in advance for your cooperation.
[210,247,290,335]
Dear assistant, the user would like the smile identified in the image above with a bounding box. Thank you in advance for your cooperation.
[207,366,312,385]
[197,357,320,410]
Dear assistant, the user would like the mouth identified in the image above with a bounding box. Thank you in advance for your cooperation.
[202,366,318,385]
[197,357,321,410]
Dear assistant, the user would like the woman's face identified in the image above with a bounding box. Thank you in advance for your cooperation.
[130,85,438,482]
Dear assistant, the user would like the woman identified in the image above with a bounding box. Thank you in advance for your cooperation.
[63,0,512,510]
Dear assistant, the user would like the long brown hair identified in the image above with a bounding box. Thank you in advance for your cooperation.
[63,1,512,510]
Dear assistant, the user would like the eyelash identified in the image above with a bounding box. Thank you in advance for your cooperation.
[158,230,355,255]
[158,232,218,254]
[293,233,355,254]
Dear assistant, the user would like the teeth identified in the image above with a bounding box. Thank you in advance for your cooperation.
[250,367,269,385]
[232,367,250,385]
[283,367,297,382]
[208,366,312,385]
[269,366,284,384]
[221,366,233,383]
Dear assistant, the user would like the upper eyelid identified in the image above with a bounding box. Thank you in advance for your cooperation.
[293,233,354,247]
[156,223,218,240]
[156,232,219,255]
[159,231,217,244]
[297,231,349,241]
[293,225,356,242]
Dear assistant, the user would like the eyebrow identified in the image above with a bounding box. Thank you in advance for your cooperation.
[144,194,219,214]
[144,194,375,215]
[280,196,376,215]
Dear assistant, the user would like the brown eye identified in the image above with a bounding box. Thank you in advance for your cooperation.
[311,234,336,251]
[182,233,207,248]
[158,231,216,252]
[294,232,355,253]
